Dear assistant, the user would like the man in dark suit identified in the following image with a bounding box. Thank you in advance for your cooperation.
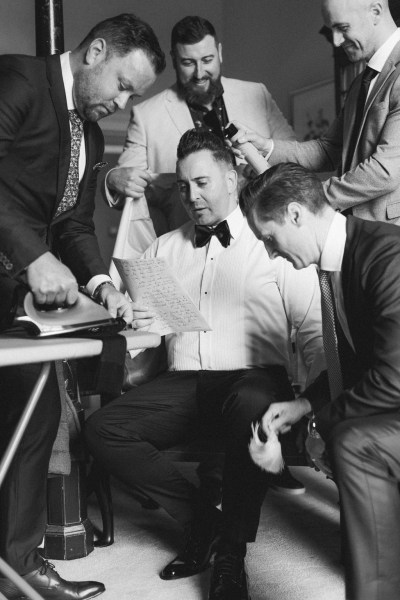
[241,162,400,600]
[0,14,165,600]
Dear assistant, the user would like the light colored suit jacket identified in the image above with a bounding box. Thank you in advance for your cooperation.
[272,40,400,224]
[107,76,295,227]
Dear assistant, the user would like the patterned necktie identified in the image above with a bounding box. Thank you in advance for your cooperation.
[344,66,378,176]
[194,220,231,248]
[318,270,343,400]
[55,110,84,218]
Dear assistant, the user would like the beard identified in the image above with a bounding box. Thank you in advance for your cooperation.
[177,75,223,107]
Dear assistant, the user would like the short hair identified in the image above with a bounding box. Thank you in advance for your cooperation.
[171,16,217,52]
[177,129,234,168]
[78,13,166,75]
[240,163,329,223]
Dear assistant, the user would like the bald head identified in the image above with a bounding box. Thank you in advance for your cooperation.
[322,0,396,62]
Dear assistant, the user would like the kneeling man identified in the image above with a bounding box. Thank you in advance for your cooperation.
[241,162,400,600]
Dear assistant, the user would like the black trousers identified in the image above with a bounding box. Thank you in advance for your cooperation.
[0,363,60,575]
[86,367,294,543]
[328,413,400,600]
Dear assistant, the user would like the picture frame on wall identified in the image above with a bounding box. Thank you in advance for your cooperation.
[290,79,336,141]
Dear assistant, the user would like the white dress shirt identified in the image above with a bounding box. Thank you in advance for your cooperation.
[60,52,111,294]
[144,206,324,385]
[366,28,400,97]
[319,211,354,350]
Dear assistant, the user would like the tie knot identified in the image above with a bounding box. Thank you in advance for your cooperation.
[68,109,83,130]
[362,66,378,85]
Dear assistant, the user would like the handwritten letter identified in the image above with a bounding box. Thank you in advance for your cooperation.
[113,257,211,335]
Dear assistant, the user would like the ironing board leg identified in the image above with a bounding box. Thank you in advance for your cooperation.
[0,361,50,600]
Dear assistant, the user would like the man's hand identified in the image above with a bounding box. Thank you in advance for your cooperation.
[26,252,79,307]
[261,398,312,435]
[97,284,135,323]
[227,120,273,159]
[131,302,156,329]
[107,167,154,199]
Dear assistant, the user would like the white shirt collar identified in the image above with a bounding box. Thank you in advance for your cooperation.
[320,212,347,272]
[368,28,400,73]
[224,204,244,240]
[60,51,75,110]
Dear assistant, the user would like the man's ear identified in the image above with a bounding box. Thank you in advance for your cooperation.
[85,38,107,66]
[287,202,303,225]
[170,49,177,70]
[218,42,223,64]
[370,1,383,24]
[226,167,237,194]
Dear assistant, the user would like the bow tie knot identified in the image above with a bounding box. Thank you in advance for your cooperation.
[195,220,231,248]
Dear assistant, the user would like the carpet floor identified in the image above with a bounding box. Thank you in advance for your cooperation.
[51,465,345,600]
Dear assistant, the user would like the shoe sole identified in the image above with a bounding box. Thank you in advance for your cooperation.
[270,485,305,495]
[13,589,105,600]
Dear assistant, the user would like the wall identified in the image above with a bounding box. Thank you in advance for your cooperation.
[0,0,332,137]
[222,0,333,120]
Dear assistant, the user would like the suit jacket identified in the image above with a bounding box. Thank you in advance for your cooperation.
[0,54,109,322]
[306,216,400,439]
[272,40,400,224]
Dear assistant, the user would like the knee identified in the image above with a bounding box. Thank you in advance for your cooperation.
[328,420,367,470]
[85,409,113,450]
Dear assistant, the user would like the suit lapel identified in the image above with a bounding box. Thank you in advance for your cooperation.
[164,85,193,134]
[46,55,70,216]
[220,77,238,120]
[343,40,400,169]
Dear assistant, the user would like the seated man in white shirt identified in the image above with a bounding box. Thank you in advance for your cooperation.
[85,130,324,600]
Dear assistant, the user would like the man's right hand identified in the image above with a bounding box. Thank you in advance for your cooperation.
[107,167,154,199]
[26,252,79,307]
[227,120,273,159]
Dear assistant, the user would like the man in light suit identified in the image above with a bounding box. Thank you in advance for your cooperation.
[241,162,400,600]
[0,14,165,600]
[232,0,400,224]
[104,15,295,237]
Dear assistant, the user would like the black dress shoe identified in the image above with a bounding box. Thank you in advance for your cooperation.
[0,561,105,600]
[269,466,305,495]
[209,551,250,600]
[160,504,221,580]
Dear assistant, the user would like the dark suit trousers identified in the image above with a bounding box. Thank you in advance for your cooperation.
[85,366,294,543]
[328,413,400,600]
[0,363,60,575]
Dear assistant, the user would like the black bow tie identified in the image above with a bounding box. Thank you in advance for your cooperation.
[195,220,231,248]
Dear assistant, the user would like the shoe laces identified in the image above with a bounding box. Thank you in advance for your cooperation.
[39,561,56,576]
[213,552,243,587]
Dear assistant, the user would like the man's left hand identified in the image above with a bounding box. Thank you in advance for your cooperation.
[98,284,133,323]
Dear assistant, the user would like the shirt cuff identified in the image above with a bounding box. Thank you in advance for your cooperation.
[104,168,124,207]
[263,139,274,161]
[86,275,113,297]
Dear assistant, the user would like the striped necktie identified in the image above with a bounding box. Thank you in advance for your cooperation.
[318,270,343,400]
[55,110,84,217]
